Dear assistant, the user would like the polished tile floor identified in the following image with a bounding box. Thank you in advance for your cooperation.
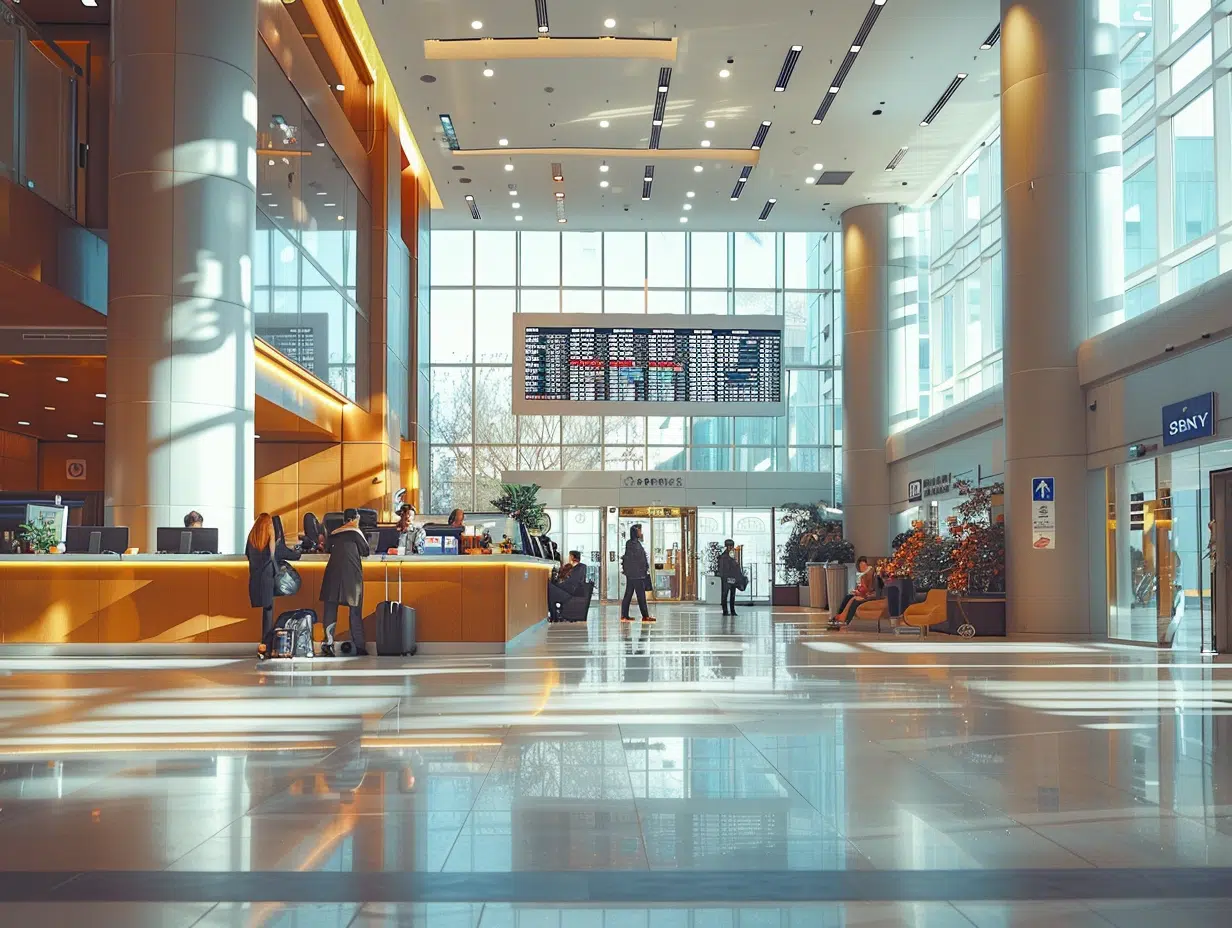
[2,604,1232,925]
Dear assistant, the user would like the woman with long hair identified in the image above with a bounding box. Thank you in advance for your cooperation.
[246,513,279,639]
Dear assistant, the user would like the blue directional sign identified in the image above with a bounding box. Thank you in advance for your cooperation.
[1032,477,1055,502]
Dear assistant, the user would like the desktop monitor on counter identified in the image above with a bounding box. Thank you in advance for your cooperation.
[155,527,219,554]
[65,526,130,554]
[420,524,462,555]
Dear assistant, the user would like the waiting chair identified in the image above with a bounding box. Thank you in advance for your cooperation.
[556,580,595,623]
[901,588,949,635]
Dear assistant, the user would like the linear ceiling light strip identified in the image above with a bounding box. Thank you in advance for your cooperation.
[812,0,887,126]
[535,0,550,34]
[730,165,752,200]
[758,198,777,221]
[884,146,909,171]
[920,73,967,127]
[981,24,1001,50]
[555,195,566,223]
[439,114,460,150]
[774,45,802,92]
[465,195,481,219]
[650,67,672,149]
[551,162,564,182]
[642,164,654,200]
[750,120,771,151]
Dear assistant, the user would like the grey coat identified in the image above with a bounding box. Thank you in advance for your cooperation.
[621,537,649,580]
[320,525,369,606]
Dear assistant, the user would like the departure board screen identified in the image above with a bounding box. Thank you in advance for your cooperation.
[513,313,785,416]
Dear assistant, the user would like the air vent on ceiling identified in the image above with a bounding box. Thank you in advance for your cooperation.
[535,0,549,34]
[884,146,909,172]
[812,1,887,126]
[649,67,672,149]
[750,121,772,151]
[464,195,481,220]
[920,73,967,127]
[642,164,654,200]
[555,195,567,224]
[981,24,1001,50]
[439,114,460,150]
[814,171,853,186]
[551,162,564,182]
[20,330,107,342]
[730,165,752,200]
[774,45,803,92]
[758,199,777,222]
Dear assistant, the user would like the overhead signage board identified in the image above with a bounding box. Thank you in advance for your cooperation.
[1162,392,1217,447]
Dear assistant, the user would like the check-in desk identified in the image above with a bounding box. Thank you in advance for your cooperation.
[0,554,551,651]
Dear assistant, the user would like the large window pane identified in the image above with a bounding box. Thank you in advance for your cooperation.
[520,231,560,286]
[475,231,516,286]
[430,367,472,445]
[1120,1,1153,84]
[430,290,473,363]
[1176,246,1217,295]
[1173,90,1215,248]
[784,233,825,289]
[646,232,685,287]
[430,445,473,512]
[604,232,645,286]
[431,231,473,285]
[691,232,728,288]
[474,367,514,444]
[1124,161,1157,273]
[562,231,602,286]
[1171,33,1211,95]
[475,290,515,363]
[734,232,776,288]
[604,290,645,314]
[1173,0,1210,36]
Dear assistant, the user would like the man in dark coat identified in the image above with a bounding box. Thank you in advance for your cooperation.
[321,508,370,655]
[620,523,653,623]
[548,550,588,621]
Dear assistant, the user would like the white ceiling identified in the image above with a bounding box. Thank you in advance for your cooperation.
[358,0,1001,232]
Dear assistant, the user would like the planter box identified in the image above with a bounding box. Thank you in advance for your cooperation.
[943,594,1007,637]
[772,584,800,606]
[702,575,722,604]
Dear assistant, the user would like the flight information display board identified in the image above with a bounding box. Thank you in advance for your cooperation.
[513,313,785,416]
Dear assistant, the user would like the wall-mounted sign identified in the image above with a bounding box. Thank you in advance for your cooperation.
[622,475,684,489]
[66,459,87,481]
[1032,501,1056,550]
[908,473,952,503]
[1162,392,1217,447]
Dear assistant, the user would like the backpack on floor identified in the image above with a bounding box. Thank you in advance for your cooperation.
[259,608,317,659]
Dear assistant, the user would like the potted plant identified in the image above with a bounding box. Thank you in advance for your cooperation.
[19,513,62,554]
[777,503,846,607]
[945,480,1006,637]
[490,483,547,553]
[702,541,724,604]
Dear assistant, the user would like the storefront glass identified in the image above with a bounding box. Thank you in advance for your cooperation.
[1108,438,1232,648]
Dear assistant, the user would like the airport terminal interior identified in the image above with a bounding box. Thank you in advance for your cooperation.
[3,0,1232,924]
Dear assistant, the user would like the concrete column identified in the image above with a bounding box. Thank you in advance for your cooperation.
[841,204,894,558]
[105,0,258,553]
[1001,0,1123,634]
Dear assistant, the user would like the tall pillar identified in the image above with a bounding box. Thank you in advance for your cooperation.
[105,0,258,553]
[841,204,894,558]
[1001,0,1122,634]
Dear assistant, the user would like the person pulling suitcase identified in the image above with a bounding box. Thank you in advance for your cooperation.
[321,509,369,655]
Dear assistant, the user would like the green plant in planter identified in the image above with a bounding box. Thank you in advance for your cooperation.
[490,483,547,532]
[704,541,724,576]
[778,502,846,584]
[19,514,61,554]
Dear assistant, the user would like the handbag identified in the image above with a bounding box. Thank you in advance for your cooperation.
[273,561,302,597]
[735,571,749,592]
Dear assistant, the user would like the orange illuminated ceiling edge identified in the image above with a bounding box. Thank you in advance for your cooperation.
[256,337,349,407]
[424,36,678,61]
[330,0,442,209]
[460,147,760,165]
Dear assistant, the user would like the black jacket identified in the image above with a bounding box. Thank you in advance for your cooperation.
[621,538,649,580]
[320,525,369,606]
[719,549,742,582]
[557,562,588,596]
[246,532,301,609]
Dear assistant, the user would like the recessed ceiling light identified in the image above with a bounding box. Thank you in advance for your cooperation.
[337,214,345,221]
[95,393,106,398]
[316,191,328,196]
[254,434,260,440]
[0,392,6,398]
[652,119,662,127]
[471,20,483,29]
[538,25,549,34]
[769,198,777,203]
[44,406,55,411]
[261,192,272,197]
[316,142,325,148]
[335,84,345,92]
[644,175,653,182]
[701,140,710,148]
[679,217,688,223]
[806,176,815,184]
[705,120,716,129]
[737,176,747,183]
[658,85,668,93]
[686,191,695,198]
[483,68,494,77]
[600,163,609,173]
[464,195,474,201]
[812,118,822,125]
[323,202,336,207]
[604,18,616,28]
[719,69,730,78]
[557,217,567,223]
[512,202,521,209]
[515,215,523,221]
[555,191,565,199]
[267,203,278,207]
[641,195,650,201]
[66,433,77,439]
[920,120,930,127]
[267,159,275,166]
[599,120,610,128]
[829,86,839,94]
[504,163,514,171]
[499,138,509,146]
[55,376,68,382]
[93,421,103,427]
[813,163,824,171]
[693,164,703,172]
[600,180,609,188]
[851,44,862,52]
[510,190,518,196]
[17,420,29,426]
[683,203,692,211]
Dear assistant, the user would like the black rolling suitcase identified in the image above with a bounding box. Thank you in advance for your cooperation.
[375,562,417,656]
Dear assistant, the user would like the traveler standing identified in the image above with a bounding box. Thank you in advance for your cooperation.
[620,523,654,624]
[321,508,370,655]
[718,538,741,618]
[246,512,301,640]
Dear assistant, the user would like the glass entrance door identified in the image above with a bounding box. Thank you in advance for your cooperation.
[608,507,697,602]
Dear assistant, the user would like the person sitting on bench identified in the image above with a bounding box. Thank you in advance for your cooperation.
[832,557,875,626]
[548,550,588,621]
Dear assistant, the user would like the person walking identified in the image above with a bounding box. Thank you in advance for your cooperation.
[718,538,742,618]
[246,512,301,642]
[620,523,654,624]
[321,508,370,655]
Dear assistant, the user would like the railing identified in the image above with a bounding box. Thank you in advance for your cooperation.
[0,1,79,217]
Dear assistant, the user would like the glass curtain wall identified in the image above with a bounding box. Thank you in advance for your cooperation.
[1109,0,1226,332]
[253,39,370,403]
[427,230,840,513]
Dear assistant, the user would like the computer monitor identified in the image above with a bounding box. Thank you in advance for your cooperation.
[155,527,219,554]
[357,508,379,530]
[420,524,463,555]
[369,526,402,554]
[65,526,130,554]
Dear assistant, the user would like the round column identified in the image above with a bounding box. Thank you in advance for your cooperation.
[105,0,258,553]
[841,204,893,558]
[1001,0,1123,634]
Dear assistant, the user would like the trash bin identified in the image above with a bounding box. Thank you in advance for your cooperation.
[806,563,827,609]
[825,565,849,617]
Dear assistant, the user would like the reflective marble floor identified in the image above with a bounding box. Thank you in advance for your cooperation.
[2,604,1232,926]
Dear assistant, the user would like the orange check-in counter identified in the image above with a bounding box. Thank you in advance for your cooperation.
[0,554,552,651]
